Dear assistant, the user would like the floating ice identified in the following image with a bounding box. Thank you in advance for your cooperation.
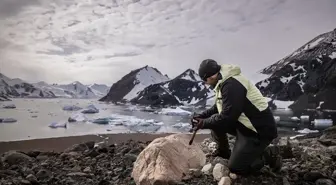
[266,98,294,109]
[158,107,192,116]
[62,105,82,111]
[68,113,88,122]
[92,118,110,125]
[81,104,99,114]
[291,117,300,121]
[172,122,192,132]
[107,114,161,127]
[274,116,280,122]
[0,118,17,123]
[2,104,16,109]
[49,121,67,128]
[126,105,139,111]
[297,128,319,134]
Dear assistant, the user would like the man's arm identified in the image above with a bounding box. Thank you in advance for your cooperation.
[201,79,247,129]
[197,104,218,119]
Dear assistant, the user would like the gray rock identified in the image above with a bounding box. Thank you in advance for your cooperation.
[26,174,37,183]
[2,151,32,165]
[213,163,229,181]
[64,143,88,153]
[201,163,213,175]
[124,153,137,162]
[36,169,52,180]
[229,173,237,180]
[332,170,336,179]
[218,176,231,185]
[36,155,48,161]
[83,167,91,173]
[212,157,228,166]
[20,179,31,184]
[315,178,335,185]
[188,168,202,177]
[67,172,90,177]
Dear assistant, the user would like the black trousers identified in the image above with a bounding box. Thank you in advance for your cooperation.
[211,128,272,175]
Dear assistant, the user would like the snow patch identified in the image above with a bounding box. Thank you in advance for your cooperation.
[303,37,324,51]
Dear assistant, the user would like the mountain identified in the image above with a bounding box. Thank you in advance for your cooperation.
[130,69,214,107]
[99,65,170,102]
[0,73,108,99]
[34,81,109,99]
[256,28,336,111]
[89,84,109,95]
[0,73,56,98]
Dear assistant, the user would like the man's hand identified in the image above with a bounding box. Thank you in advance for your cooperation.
[190,113,201,129]
[191,117,204,131]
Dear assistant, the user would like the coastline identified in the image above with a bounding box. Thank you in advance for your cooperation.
[0,133,210,154]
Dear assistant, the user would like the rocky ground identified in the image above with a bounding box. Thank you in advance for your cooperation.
[1,127,336,185]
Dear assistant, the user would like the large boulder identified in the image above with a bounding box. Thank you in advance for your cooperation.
[131,134,206,185]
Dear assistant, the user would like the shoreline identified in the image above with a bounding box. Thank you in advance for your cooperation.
[0,133,210,154]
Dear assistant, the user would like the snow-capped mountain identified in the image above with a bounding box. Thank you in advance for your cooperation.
[0,73,108,99]
[34,81,109,99]
[99,65,170,102]
[130,69,214,107]
[0,73,56,98]
[256,28,336,110]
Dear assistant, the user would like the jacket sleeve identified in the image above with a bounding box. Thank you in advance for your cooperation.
[197,104,218,119]
[202,79,247,129]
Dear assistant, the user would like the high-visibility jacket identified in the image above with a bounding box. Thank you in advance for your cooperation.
[200,64,278,139]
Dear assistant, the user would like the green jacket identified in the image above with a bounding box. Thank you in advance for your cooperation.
[199,64,278,139]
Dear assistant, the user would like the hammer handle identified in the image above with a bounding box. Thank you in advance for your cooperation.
[189,128,198,145]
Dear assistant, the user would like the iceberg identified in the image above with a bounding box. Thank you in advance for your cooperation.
[62,105,82,111]
[0,118,17,123]
[68,113,88,122]
[158,107,192,116]
[92,118,110,125]
[2,104,16,109]
[81,104,99,114]
[49,121,67,128]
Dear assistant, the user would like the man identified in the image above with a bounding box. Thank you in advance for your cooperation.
[191,59,282,175]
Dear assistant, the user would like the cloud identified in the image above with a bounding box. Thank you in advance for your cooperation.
[0,0,335,85]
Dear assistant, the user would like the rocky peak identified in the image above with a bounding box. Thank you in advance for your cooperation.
[99,65,169,102]
[175,69,202,82]
[261,29,336,75]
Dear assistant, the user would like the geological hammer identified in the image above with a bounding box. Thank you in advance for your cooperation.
[189,113,199,145]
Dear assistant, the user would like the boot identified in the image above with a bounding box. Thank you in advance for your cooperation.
[211,148,231,159]
[263,146,282,172]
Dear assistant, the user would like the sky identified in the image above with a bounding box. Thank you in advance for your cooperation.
[0,0,335,85]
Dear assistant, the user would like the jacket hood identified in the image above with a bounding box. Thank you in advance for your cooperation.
[219,64,241,81]
[214,64,241,91]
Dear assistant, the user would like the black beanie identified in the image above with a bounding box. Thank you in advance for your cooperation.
[198,59,221,81]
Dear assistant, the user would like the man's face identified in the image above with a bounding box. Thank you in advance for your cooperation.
[205,73,218,87]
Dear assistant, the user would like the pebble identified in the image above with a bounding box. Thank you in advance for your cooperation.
[201,163,213,175]
[213,163,229,181]
[218,176,231,185]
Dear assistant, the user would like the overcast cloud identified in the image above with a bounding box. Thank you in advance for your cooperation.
[0,0,335,85]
